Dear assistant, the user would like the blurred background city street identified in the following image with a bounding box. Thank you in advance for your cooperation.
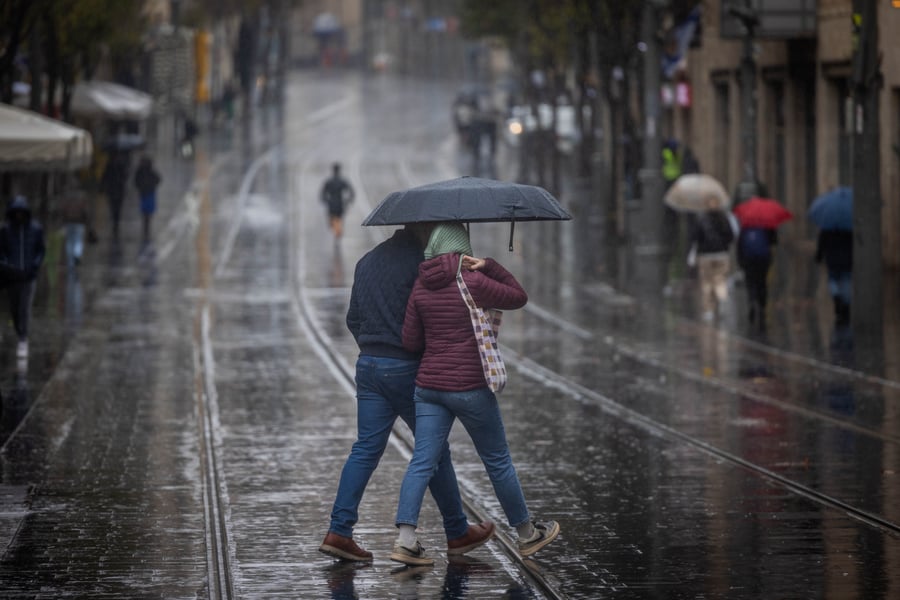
[1,1,899,598]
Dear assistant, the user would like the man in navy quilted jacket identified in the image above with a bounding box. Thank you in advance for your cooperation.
[319,223,494,562]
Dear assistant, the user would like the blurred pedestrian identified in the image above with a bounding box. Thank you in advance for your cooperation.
[133,156,162,242]
[61,190,90,267]
[101,151,129,240]
[320,223,494,563]
[391,223,559,566]
[320,163,354,238]
[736,227,777,327]
[815,229,853,325]
[181,116,198,158]
[688,204,735,321]
[0,195,46,359]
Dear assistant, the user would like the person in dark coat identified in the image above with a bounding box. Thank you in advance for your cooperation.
[102,152,129,240]
[816,229,853,325]
[133,156,162,241]
[736,226,778,327]
[319,224,493,563]
[320,163,354,238]
[0,195,46,359]
[391,223,559,566]
[689,206,735,321]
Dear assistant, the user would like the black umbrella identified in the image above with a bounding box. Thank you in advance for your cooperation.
[362,176,572,251]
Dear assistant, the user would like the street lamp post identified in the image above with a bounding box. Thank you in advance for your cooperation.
[730,3,760,203]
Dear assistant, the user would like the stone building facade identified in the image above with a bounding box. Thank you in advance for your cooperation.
[670,0,900,268]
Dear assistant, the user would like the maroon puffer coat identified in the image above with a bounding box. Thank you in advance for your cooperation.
[402,253,527,391]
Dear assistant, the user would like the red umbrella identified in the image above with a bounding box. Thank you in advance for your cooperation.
[732,196,793,229]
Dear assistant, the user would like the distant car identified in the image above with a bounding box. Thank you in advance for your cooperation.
[502,103,586,154]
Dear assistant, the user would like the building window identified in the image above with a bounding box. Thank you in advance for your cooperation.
[834,78,852,186]
[714,81,731,186]
[768,80,786,202]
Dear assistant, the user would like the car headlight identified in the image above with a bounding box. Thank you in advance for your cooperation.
[508,121,523,135]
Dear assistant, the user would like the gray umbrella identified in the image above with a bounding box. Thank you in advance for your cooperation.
[362,176,572,250]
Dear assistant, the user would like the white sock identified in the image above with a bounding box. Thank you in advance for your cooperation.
[516,521,535,540]
[397,524,418,549]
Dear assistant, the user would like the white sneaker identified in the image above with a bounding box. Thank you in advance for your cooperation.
[16,340,28,359]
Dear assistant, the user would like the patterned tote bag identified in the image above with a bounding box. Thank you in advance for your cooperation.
[456,260,507,393]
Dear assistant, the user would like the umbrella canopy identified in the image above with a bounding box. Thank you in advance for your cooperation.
[0,103,93,172]
[663,174,729,212]
[362,176,572,226]
[103,132,146,152]
[71,80,153,120]
[808,186,853,231]
[732,196,793,229]
[363,176,571,252]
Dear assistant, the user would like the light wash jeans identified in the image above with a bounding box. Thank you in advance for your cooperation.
[65,223,85,265]
[328,355,468,540]
[396,386,530,530]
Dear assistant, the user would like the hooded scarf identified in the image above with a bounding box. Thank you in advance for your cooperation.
[424,222,472,259]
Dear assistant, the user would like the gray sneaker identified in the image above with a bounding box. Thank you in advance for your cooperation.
[390,541,434,566]
[518,521,560,557]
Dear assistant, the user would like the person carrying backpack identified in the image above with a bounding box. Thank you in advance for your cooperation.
[689,206,735,321]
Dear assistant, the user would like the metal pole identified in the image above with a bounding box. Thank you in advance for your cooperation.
[634,1,665,255]
[731,3,759,203]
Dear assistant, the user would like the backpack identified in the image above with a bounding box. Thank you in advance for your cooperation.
[739,228,771,260]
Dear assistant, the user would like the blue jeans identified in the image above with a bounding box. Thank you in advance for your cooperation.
[328,356,468,540]
[396,386,530,530]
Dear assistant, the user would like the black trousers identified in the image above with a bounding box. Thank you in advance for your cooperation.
[742,258,771,309]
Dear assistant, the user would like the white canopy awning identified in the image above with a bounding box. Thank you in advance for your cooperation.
[71,80,154,120]
[0,103,93,172]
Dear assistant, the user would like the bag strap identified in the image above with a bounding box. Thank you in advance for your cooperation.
[456,255,478,311]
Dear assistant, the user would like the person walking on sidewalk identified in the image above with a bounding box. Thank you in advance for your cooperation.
[61,190,90,267]
[815,228,853,325]
[133,156,162,242]
[0,195,46,359]
[736,226,777,328]
[320,223,494,563]
[101,151,129,240]
[320,163,354,238]
[391,223,560,566]
[688,204,735,321]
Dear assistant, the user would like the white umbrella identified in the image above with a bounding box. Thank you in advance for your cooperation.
[71,80,153,120]
[0,103,93,172]
[663,174,730,212]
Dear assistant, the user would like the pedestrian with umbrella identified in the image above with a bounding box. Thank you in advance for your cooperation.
[359,177,570,565]
[391,222,559,565]
[664,174,735,322]
[732,196,793,328]
[809,186,853,325]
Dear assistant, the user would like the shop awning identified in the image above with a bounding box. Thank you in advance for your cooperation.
[0,103,93,172]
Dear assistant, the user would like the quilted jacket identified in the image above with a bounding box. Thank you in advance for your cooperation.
[402,253,527,391]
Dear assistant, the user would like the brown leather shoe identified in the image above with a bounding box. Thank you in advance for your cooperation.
[319,532,373,562]
[446,521,495,555]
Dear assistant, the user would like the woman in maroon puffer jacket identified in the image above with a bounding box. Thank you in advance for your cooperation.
[390,222,560,566]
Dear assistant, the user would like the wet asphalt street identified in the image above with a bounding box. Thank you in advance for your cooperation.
[1,69,899,599]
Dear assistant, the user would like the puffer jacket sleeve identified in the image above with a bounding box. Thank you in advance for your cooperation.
[402,281,425,353]
[466,258,527,310]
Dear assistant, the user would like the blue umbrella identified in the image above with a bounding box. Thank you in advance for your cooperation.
[808,186,853,231]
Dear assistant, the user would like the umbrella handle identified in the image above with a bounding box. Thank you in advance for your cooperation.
[508,220,515,252]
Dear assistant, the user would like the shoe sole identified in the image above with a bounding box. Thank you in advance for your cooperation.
[319,544,372,563]
[389,551,434,566]
[519,521,560,557]
[446,526,495,555]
